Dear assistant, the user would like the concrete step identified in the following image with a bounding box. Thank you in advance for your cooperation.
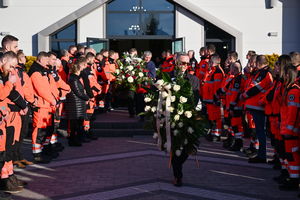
[92,128,153,137]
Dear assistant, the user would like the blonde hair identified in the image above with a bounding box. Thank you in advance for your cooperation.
[71,57,86,74]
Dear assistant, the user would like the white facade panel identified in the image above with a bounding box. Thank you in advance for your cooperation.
[78,5,105,45]
[176,6,204,61]
[0,0,94,55]
[182,0,283,65]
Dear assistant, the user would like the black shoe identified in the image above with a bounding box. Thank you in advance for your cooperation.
[33,153,52,164]
[223,136,234,149]
[243,148,258,157]
[229,139,243,151]
[9,175,27,188]
[79,132,91,143]
[279,178,299,191]
[248,156,266,163]
[0,178,23,194]
[173,178,182,187]
[273,170,289,184]
[68,138,82,147]
[52,143,65,152]
[42,145,59,159]
[212,136,221,142]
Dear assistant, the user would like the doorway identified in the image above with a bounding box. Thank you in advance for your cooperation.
[109,39,172,65]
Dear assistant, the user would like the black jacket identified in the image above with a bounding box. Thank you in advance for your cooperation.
[65,73,89,120]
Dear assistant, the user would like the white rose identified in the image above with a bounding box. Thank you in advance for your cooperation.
[179,96,188,104]
[151,106,157,113]
[171,96,176,102]
[173,85,181,92]
[122,75,125,79]
[127,76,134,83]
[173,129,179,136]
[144,97,152,103]
[131,71,135,75]
[164,84,172,90]
[171,122,176,129]
[174,115,180,121]
[184,111,192,118]
[175,150,182,157]
[178,110,184,115]
[162,91,169,98]
[153,132,158,139]
[178,122,184,128]
[156,79,164,86]
[144,106,151,112]
[166,106,174,113]
[187,127,194,134]
[127,65,134,71]
[184,139,188,145]
[115,69,120,74]
[133,58,142,63]
[125,57,132,63]
[119,66,123,70]
[138,72,144,77]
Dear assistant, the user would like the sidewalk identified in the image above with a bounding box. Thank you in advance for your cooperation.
[10,111,298,200]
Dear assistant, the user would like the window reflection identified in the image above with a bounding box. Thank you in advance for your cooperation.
[107,0,174,37]
[50,22,77,56]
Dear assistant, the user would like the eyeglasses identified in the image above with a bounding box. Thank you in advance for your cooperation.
[179,62,189,65]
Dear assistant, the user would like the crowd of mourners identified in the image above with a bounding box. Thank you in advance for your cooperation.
[0,34,299,198]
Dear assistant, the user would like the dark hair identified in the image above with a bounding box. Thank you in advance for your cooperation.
[207,44,216,53]
[247,50,256,57]
[277,55,292,79]
[283,65,298,102]
[200,47,207,52]
[17,50,25,58]
[0,51,17,62]
[256,55,268,66]
[100,49,109,55]
[48,51,57,58]
[228,51,238,60]
[77,45,85,50]
[86,52,95,59]
[68,45,76,51]
[37,51,49,61]
[129,48,137,54]
[1,35,19,48]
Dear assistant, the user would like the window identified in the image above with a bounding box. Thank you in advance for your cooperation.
[50,22,77,56]
[107,0,174,38]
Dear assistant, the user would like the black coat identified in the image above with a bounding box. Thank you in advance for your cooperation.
[65,73,89,120]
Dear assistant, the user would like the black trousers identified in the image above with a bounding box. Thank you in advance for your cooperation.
[12,112,30,161]
[171,150,189,179]
[69,119,84,138]
[127,90,136,116]
[136,93,145,117]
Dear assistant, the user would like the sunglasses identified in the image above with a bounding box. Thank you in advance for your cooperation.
[179,62,189,65]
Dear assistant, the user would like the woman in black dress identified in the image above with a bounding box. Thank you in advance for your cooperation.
[65,57,90,146]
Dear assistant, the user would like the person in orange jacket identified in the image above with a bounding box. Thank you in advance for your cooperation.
[241,55,273,163]
[0,51,27,193]
[278,65,300,190]
[220,62,246,151]
[203,54,225,141]
[81,52,101,140]
[28,52,58,164]
[47,52,71,153]
[160,50,175,78]
[259,56,290,171]
[10,50,35,168]
[242,54,258,156]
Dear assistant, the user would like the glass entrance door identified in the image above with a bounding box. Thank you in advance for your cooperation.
[87,38,109,53]
[172,37,185,53]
